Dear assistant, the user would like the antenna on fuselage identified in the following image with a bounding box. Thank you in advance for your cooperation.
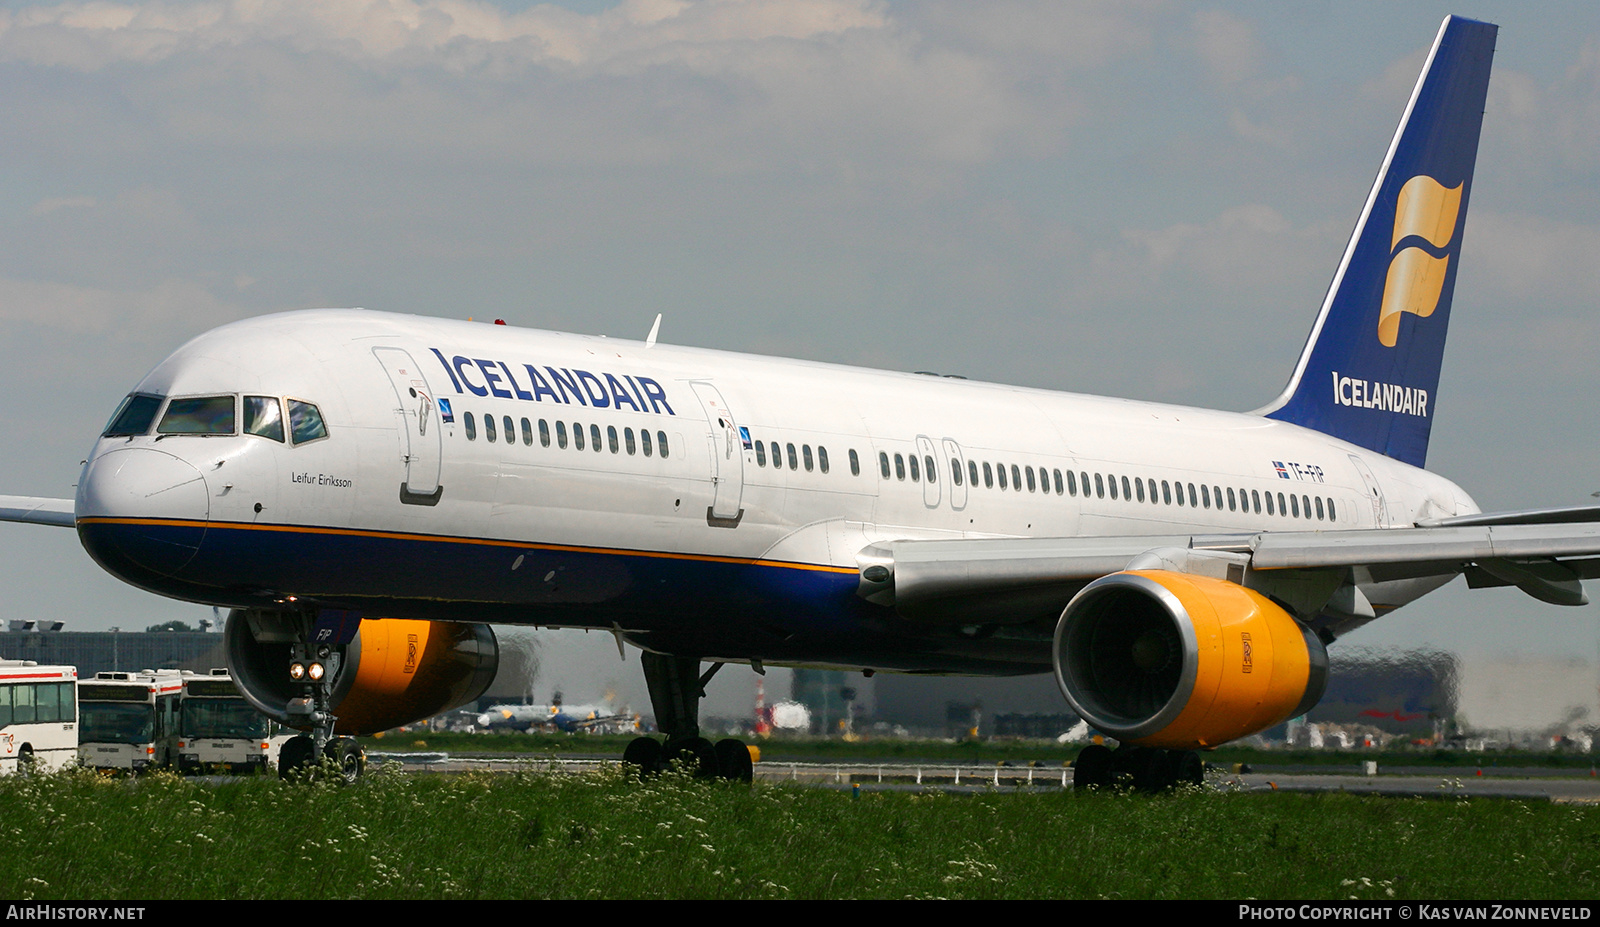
[645,313,662,348]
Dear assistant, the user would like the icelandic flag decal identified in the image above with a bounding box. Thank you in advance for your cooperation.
[1273,461,1289,479]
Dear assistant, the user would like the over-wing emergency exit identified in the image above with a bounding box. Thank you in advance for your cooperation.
[4,15,1593,789]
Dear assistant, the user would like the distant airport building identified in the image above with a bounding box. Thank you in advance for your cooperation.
[0,622,226,676]
[1303,648,1458,739]
[871,672,1078,739]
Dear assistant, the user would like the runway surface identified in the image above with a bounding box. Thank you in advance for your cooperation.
[366,751,1600,802]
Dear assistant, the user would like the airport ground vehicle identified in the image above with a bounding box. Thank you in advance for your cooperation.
[177,669,287,774]
[0,660,78,774]
[77,670,184,773]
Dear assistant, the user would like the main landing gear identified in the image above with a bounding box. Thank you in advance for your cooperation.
[1072,744,1205,792]
[622,652,754,783]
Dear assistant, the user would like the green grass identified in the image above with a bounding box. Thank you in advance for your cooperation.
[3,764,1598,899]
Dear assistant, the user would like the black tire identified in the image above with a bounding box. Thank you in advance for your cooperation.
[622,737,663,779]
[1171,750,1205,787]
[714,738,754,783]
[1129,747,1172,792]
[15,746,36,777]
[1073,744,1113,791]
[664,736,718,778]
[278,735,316,779]
[326,738,365,784]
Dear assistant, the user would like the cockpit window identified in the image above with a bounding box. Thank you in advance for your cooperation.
[244,396,285,442]
[157,396,236,435]
[287,399,328,445]
[102,394,164,437]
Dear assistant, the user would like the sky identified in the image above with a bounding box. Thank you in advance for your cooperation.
[0,0,1598,717]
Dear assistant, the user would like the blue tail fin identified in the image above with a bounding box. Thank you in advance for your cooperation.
[1259,16,1496,468]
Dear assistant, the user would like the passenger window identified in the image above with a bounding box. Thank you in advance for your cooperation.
[969,460,979,487]
[658,431,669,458]
[983,462,993,488]
[1327,498,1336,521]
[925,456,937,484]
[573,422,585,451]
[1266,492,1275,515]
[484,414,497,443]
[1252,490,1261,514]
[952,459,963,486]
[103,393,165,437]
[158,395,236,436]
[1200,484,1209,509]
[1134,478,1144,502]
[539,419,550,448]
[787,443,799,470]
[1147,479,1157,503]
[894,454,905,481]
[608,425,619,454]
[625,427,636,455]
[1025,467,1036,492]
[998,464,1008,490]
[1094,473,1104,499]
[803,445,814,472]
[1067,470,1077,496]
[591,424,602,452]
[1290,494,1300,517]
[1054,470,1064,495]
[244,396,285,442]
[909,455,920,482]
[1227,487,1237,512]
[1302,495,1311,518]
[850,449,860,476]
[504,416,515,444]
[1108,475,1118,500]
[1011,465,1021,491]
[287,400,327,444]
[465,412,477,441]
[771,442,783,469]
[520,417,532,446]
[756,441,767,467]
[819,447,829,474]
[1121,476,1131,500]
[642,429,653,457]
[879,452,890,479]
[1162,480,1172,505]
[1038,468,1048,494]
[1315,496,1325,520]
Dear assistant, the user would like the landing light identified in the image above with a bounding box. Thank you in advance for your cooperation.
[308,662,325,682]
[289,662,305,681]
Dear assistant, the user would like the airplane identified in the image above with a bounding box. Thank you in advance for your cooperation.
[477,692,637,735]
[2,14,1595,789]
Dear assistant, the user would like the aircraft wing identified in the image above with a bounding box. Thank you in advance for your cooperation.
[0,496,76,528]
[858,507,1600,626]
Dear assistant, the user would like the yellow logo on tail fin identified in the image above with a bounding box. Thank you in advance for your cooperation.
[1378,175,1462,347]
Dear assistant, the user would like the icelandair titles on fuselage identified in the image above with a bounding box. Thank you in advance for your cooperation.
[1331,371,1428,418]
[429,348,676,415]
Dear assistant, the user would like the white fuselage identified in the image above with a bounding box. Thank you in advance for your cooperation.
[73,309,1477,674]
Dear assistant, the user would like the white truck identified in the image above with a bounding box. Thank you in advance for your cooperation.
[77,670,184,773]
[177,669,285,774]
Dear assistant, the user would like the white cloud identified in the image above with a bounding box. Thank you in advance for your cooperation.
[0,275,243,337]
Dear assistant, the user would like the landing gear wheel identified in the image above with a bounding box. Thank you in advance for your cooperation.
[1171,750,1204,788]
[1130,747,1172,793]
[664,736,718,778]
[326,737,365,784]
[1073,744,1113,791]
[622,737,664,779]
[714,738,753,783]
[278,735,316,779]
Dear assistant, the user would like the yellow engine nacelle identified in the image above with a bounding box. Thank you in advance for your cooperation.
[1053,570,1327,749]
[226,610,498,735]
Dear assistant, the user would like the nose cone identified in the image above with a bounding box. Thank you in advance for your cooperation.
[76,447,210,582]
